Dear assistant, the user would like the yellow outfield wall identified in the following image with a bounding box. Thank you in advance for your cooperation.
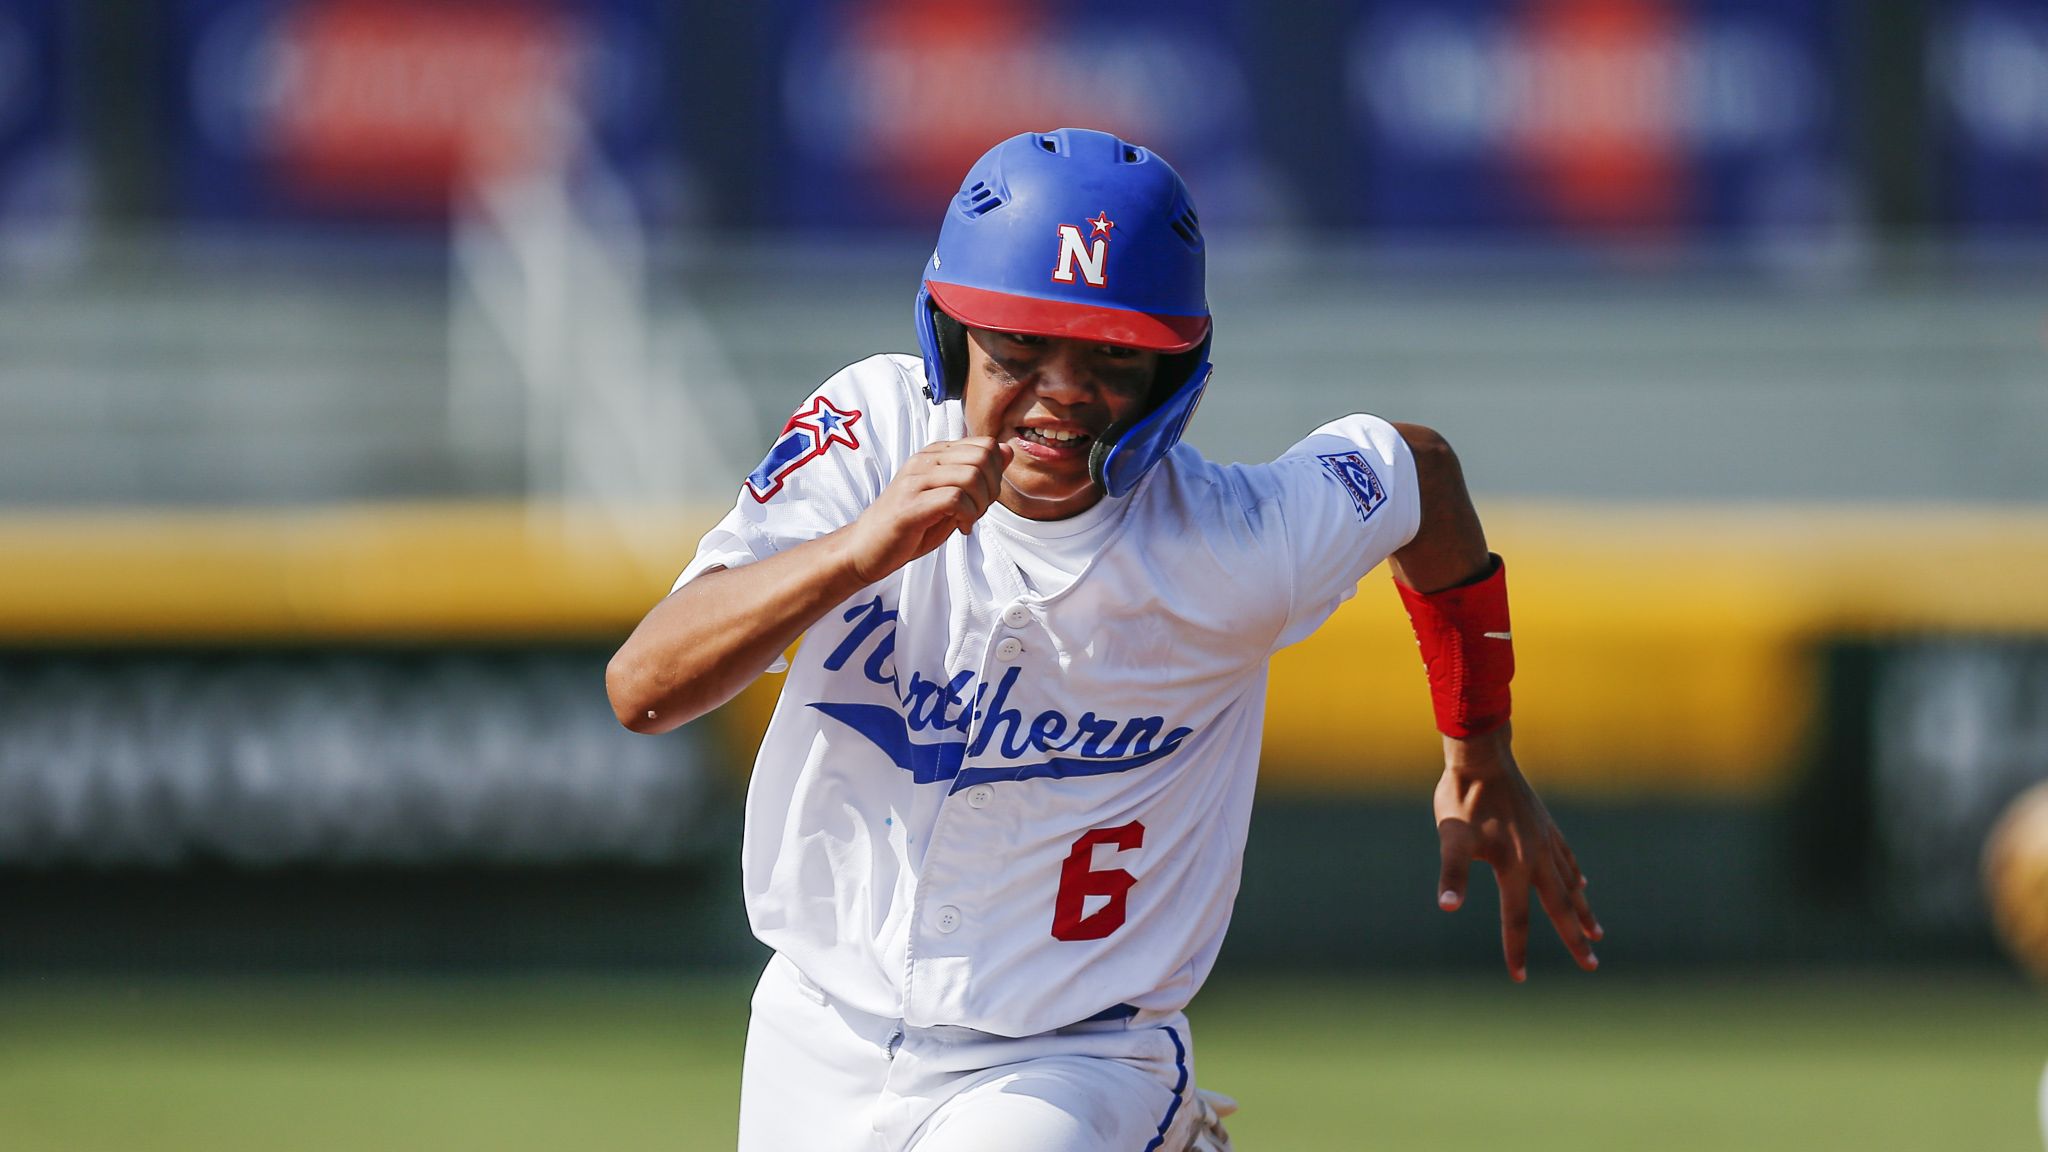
[1,500,2043,797]
[1266,504,2048,796]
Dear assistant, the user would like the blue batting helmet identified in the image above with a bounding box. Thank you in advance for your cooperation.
[915,128,1212,499]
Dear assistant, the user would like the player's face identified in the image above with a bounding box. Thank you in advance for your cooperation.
[961,328,1159,520]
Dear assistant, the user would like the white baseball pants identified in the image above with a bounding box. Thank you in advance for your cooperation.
[737,952,1202,1152]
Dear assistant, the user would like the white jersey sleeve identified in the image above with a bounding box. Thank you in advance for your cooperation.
[1263,413,1423,649]
[674,354,926,591]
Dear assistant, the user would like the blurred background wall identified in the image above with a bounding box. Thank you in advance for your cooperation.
[2,0,2046,981]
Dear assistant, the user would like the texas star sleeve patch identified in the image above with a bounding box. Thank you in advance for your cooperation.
[746,396,864,502]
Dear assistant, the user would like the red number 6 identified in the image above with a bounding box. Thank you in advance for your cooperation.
[1051,821,1145,941]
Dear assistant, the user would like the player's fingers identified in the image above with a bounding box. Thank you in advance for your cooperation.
[942,487,988,536]
[1549,838,1600,938]
[904,485,978,539]
[935,435,1003,461]
[913,439,1001,485]
[1548,832,1597,934]
[917,448,992,483]
[1554,844,1599,933]
[909,464,999,530]
[1570,884,1603,942]
[969,447,1007,510]
[922,461,997,501]
[1556,837,1588,890]
[1533,859,1599,972]
[970,444,1009,507]
[1436,818,1476,912]
[927,441,1008,509]
[935,436,1002,463]
[1498,868,1531,982]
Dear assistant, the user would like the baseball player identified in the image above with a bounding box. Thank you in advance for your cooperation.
[609,128,1602,1151]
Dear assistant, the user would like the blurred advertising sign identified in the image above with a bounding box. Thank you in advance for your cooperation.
[170,0,677,223]
[0,0,87,266]
[1345,0,1846,239]
[0,649,717,867]
[1932,1,2048,232]
[776,0,1269,228]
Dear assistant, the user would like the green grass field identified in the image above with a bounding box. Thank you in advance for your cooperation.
[0,972,2041,1151]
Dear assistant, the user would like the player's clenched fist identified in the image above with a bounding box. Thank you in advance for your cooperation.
[842,437,1011,583]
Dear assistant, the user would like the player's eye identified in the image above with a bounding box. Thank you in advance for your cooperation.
[1003,332,1048,348]
[1094,344,1141,360]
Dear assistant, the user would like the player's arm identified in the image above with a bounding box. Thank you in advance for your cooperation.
[606,437,1011,734]
[1388,422,1604,981]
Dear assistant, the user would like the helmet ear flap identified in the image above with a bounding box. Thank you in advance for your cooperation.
[1153,348,1204,406]
[1092,330,1212,496]
[1091,345,1200,483]
[929,302,969,400]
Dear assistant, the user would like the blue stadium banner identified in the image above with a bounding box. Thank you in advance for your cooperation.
[1931,0,2048,233]
[772,0,1276,229]
[167,0,683,225]
[0,0,87,258]
[1344,0,1849,241]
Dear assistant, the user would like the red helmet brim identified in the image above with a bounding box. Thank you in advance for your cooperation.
[926,281,1209,354]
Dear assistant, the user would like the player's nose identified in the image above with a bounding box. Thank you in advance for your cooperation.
[1029,346,1105,405]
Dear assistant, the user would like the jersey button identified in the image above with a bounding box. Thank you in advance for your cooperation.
[934,905,962,933]
[994,636,1023,662]
[966,785,993,808]
[1002,603,1031,628]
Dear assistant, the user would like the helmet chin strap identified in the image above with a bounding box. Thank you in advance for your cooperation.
[1086,418,1134,494]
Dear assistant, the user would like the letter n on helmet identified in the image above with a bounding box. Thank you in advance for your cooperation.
[1052,224,1108,287]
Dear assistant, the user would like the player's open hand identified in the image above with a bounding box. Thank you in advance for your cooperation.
[1432,725,1603,981]
[843,437,1012,583]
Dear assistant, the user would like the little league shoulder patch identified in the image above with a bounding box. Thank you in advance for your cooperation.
[747,396,863,502]
[1316,451,1387,523]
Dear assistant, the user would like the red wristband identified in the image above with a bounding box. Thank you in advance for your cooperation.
[1396,554,1514,739]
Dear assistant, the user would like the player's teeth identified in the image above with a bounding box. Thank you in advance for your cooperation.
[1024,429,1086,444]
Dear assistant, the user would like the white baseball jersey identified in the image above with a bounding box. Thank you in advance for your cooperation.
[678,353,1419,1039]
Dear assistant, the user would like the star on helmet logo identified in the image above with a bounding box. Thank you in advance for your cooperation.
[1088,211,1115,238]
